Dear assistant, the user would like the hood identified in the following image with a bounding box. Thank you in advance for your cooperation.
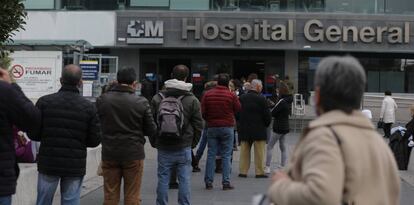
[164,79,193,92]
[309,110,375,130]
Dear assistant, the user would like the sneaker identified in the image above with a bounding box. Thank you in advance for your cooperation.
[277,165,285,169]
[255,175,268,178]
[222,184,235,191]
[205,183,213,190]
[192,166,201,172]
[264,166,271,174]
[238,174,247,178]
[169,182,179,189]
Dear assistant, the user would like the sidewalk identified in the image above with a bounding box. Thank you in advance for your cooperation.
[80,133,414,205]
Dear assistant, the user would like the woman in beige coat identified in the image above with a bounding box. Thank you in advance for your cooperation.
[268,56,400,205]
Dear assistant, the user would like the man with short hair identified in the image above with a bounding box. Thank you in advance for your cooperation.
[97,67,157,205]
[268,56,400,205]
[151,65,203,205]
[0,69,40,205]
[238,79,271,178]
[202,73,241,190]
[33,64,101,205]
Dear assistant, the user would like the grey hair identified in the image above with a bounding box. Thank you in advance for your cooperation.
[315,56,366,113]
[250,79,263,90]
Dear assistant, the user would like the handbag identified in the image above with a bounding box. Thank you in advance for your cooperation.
[377,120,384,129]
[252,194,272,205]
[14,129,37,163]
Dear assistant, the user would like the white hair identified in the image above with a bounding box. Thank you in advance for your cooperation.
[250,79,263,90]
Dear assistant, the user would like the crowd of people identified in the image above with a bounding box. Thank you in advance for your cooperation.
[0,56,412,205]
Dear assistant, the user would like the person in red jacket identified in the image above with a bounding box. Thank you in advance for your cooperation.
[202,73,241,190]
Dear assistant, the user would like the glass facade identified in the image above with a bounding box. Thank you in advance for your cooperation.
[298,52,414,94]
[22,0,414,14]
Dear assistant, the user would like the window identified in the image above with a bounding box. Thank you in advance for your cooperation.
[23,0,55,9]
[170,0,209,10]
[299,52,412,93]
[130,0,169,7]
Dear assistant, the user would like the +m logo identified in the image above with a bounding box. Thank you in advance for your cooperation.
[126,20,164,44]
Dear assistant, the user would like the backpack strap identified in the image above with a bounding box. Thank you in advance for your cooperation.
[177,95,185,101]
[158,92,165,99]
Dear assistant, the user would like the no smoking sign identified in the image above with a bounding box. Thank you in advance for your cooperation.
[11,65,24,79]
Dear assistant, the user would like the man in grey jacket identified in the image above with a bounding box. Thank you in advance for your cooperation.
[97,67,157,205]
[151,65,203,205]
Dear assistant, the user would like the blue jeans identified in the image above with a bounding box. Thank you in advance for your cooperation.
[204,127,234,185]
[195,129,208,159]
[196,129,222,159]
[36,173,83,205]
[157,148,192,205]
[0,195,11,205]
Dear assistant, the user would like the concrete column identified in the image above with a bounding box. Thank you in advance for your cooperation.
[110,48,140,79]
[284,50,299,94]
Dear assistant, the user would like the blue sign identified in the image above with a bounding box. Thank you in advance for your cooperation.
[80,60,99,80]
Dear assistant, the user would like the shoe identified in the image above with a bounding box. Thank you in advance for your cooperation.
[205,183,213,190]
[264,166,271,174]
[192,166,201,172]
[222,184,235,190]
[169,182,179,189]
[238,174,247,178]
[255,175,268,178]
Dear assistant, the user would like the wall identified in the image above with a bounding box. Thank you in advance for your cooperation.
[13,11,116,47]
[109,49,140,79]
[116,11,414,53]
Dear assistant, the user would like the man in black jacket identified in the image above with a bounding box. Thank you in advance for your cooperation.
[151,65,203,205]
[238,79,271,178]
[0,69,40,205]
[32,64,101,205]
[97,68,157,205]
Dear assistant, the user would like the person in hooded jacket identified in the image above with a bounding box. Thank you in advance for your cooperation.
[151,65,203,205]
[265,82,293,174]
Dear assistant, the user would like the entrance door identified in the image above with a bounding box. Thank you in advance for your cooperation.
[233,60,265,83]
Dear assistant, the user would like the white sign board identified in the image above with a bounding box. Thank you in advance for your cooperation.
[10,51,62,100]
[82,81,93,97]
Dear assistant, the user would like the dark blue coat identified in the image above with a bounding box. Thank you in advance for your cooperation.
[239,91,272,142]
[0,82,40,196]
[33,85,101,177]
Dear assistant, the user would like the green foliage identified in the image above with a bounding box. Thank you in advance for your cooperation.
[0,0,26,69]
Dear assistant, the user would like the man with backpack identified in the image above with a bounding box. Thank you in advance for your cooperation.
[151,65,203,205]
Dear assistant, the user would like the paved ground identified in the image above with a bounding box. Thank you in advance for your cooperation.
[81,133,414,205]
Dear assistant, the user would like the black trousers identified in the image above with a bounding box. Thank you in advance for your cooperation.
[383,123,393,138]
